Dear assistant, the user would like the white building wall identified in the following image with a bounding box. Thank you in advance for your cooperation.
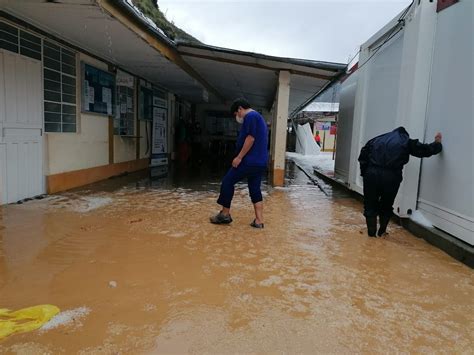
[392,0,438,217]
[335,71,358,183]
[348,15,406,194]
[113,136,136,163]
[361,33,404,142]
[417,0,474,245]
[46,114,109,175]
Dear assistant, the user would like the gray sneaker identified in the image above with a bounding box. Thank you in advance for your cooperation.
[250,219,264,229]
[210,212,233,224]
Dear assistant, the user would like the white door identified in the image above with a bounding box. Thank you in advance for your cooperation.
[0,50,44,204]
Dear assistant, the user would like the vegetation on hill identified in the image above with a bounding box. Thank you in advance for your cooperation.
[131,0,199,43]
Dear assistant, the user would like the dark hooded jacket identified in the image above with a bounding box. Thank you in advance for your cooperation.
[358,127,442,177]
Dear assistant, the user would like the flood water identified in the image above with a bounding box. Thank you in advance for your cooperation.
[0,163,473,353]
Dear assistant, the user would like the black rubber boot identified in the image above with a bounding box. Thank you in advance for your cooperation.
[378,215,390,236]
[365,216,377,237]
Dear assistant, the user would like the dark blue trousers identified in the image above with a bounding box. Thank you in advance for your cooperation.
[217,165,266,209]
[363,167,402,218]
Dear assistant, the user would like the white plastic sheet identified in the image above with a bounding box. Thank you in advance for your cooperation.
[295,123,320,156]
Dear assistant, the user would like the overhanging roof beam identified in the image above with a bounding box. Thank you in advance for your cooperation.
[97,0,225,103]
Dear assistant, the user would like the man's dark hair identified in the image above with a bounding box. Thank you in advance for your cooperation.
[230,98,251,115]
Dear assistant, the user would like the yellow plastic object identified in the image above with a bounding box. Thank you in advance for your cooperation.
[0,305,60,340]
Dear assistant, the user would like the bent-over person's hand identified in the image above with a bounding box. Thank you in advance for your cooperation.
[435,132,442,143]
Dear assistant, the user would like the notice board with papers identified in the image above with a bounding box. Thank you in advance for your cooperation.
[81,62,116,115]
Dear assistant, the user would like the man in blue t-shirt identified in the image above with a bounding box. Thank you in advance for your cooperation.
[210,98,268,228]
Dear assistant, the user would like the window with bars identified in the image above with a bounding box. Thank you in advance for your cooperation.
[0,21,77,133]
[43,40,77,132]
[115,85,135,136]
[0,21,41,60]
[139,83,153,121]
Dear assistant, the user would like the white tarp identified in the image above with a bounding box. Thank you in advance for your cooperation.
[295,123,321,156]
[303,102,340,112]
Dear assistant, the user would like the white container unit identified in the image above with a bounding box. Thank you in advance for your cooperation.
[338,0,473,245]
[334,71,358,184]
[416,0,473,245]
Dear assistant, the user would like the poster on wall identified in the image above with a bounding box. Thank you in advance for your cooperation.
[151,107,168,167]
[153,95,167,108]
[116,69,134,88]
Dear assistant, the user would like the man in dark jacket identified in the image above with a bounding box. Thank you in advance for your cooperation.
[358,127,442,237]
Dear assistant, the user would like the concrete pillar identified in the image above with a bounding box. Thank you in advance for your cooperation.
[269,102,276,162]
[271,71,291,186]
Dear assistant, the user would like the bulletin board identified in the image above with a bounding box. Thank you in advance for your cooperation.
[115,70,135,136]
[82,62,115,115]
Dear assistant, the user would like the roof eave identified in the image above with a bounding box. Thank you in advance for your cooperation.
[176,41,347,73]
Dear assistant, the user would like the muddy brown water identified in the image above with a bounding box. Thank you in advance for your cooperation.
[0,166,473,353]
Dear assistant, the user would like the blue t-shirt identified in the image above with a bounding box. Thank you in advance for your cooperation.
[236,110,268,167]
